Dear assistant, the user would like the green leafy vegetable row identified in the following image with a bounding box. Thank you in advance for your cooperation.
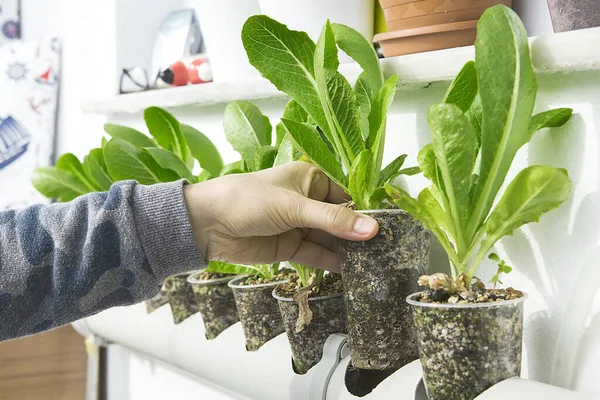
[32,107,227,201]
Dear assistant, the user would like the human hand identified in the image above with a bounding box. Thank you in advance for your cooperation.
[183,162,379,272]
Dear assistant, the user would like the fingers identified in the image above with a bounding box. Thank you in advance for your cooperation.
[271,230,340,272]
[299,164,350,204]
[289,240,341,273]
[263,162,350,204]
[304,229,337,252]
[325,181,350,204]
[287,195,379,241]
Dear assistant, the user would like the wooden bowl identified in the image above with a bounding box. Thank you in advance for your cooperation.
[374,20,477,57]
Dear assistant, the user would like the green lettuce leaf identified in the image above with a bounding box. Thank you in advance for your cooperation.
[180,124,224,178]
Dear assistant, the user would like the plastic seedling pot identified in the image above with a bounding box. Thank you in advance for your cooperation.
[187,272,240,340]
[273,290,347,375]
[146,283,169,314]
[338,209,431,370]
[228,275,288,351]
[407,293,527,400]
[164,272,199,324]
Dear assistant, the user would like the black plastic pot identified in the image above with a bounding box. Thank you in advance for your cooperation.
[146,284,169,314]
[164,272,199,324]
[187,272,240,340]
[273,290,347,375]
[228,276,288,351]
[547,0,600,32]
[408,293,527,400]
[338,209,430,370]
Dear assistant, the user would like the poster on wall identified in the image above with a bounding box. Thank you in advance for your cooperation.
[0,0,20,42]
[0,37,61,209]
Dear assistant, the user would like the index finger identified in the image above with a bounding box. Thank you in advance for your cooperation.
[325,178,350,204]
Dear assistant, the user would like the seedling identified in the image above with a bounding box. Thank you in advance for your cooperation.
[488,253,512,291]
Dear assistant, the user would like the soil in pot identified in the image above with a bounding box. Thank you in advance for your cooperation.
[408,280,526,400]
[188,271,240,340]
[273,274,347,375]
[375,0,512,57]
[547,0,600,33]
[164,272,199,324]
[338,209,430,371]
[229,270,296,351]
[146,283,169,314]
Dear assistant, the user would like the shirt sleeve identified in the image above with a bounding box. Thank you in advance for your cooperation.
[0,180,205,342]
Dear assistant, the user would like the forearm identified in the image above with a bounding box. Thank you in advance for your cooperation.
[0,180,204,342]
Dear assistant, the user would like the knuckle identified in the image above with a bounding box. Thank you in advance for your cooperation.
[325,205,348,228]
[301,166,328,199]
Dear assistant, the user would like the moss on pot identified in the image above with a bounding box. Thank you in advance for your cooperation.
[188,271,240,340]
[273,274,347,374]
[408,292,526,400]
[146,284,169,314]
[164,272,199,324]
[229,273,292,351]
[339,209,430,370]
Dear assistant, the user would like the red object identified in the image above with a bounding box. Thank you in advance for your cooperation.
[187,57,211,84]
[38,69,51,82]
[171,61,189,86]
[157,57,212,87]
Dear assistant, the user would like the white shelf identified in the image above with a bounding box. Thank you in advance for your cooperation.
[82,27,600,116]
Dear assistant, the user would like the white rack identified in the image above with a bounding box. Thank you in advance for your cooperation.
[82,27,600,116]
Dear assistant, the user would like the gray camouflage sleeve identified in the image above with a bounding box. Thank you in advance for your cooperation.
[0,180,205,342]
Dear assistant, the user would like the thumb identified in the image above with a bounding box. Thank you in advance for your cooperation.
[289,196,379,241]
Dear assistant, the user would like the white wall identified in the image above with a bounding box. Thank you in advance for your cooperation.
[107,344,246,400]
[115,0,187,75]
[21,0,118,161]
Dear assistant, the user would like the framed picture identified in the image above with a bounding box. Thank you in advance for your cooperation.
[0,0,20,42]
[0,37,60,209]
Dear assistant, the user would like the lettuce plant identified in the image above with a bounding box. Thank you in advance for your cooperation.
[223,98,308,172]
[386,6,573,284]
[32,107,226,201]
[291,262,325,288]
[206,261,280,281]
[242,17,416,210]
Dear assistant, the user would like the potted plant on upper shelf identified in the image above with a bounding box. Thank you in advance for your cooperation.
[241,17,431,371]
[374,0,512,57]
[385,5,573,399]
[32,106,229,325]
